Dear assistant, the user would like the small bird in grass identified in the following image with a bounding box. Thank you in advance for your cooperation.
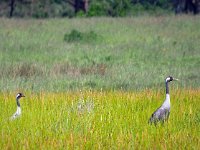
[149,76,178,125]
[10,93,25,120]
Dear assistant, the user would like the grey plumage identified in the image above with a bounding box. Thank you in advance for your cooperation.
[149,106,170,124]
[149,76,178,125]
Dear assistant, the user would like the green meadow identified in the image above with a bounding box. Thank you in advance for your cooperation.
[0,16,200,91]
[0,16,200,149]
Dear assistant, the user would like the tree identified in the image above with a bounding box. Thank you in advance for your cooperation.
[174,0,199,14]
[66,0,89,13]
[9,0,15,17]
[184,0,198,14]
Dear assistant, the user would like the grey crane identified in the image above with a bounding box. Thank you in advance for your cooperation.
[10,93,25,120]
[148,76,178,125]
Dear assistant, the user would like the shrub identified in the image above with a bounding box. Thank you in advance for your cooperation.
[64,29,99,43]
[87,1,110,16]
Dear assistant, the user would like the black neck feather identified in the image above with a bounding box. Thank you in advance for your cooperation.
[16,98,20,107]
[165,81,169,94]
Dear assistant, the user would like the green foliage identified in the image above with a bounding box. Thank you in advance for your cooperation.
[108,0,132,16]
[64,29,99,43]
[87,1,110,16]
[0,0,174,18]
[88,0,133,17]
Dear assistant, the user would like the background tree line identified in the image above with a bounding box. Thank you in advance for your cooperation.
[0,0,199,18]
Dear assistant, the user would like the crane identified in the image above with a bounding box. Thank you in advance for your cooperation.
[149,76,178,125]
[10,93,25,120]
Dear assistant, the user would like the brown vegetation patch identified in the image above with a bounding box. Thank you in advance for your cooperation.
[0,63,45,78]
[51,62,80,77]
[80,64,106,76]
[51,63,106,77]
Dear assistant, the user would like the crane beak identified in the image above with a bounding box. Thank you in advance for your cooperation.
[173,78,179,81]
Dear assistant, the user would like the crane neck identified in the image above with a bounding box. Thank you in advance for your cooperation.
[162,93,170,109]
[162,81,171,109]
[165,81,169,94]
[16,98,20,107]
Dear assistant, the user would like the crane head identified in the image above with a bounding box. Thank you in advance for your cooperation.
[166,76,179,82]
[16,93,25,99]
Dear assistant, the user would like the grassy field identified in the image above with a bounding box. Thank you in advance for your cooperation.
[0,16,200,91]
[0,90,199,149]
[0,16,200,149]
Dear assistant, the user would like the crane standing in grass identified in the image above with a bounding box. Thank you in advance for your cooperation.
[10,93,25,120]
[149,76,178,125]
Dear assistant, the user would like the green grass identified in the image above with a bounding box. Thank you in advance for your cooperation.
[0,16,200,91]
[0,16,199,148]
[0,90,199,149]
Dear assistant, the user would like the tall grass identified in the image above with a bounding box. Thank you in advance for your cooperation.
[0,16,200,91]
[0,89,199,149]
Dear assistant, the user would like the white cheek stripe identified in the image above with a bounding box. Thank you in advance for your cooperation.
[166,77,170,82]
[16,94,20,99]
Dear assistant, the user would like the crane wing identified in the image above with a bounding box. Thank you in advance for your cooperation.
[149,107,170,124]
